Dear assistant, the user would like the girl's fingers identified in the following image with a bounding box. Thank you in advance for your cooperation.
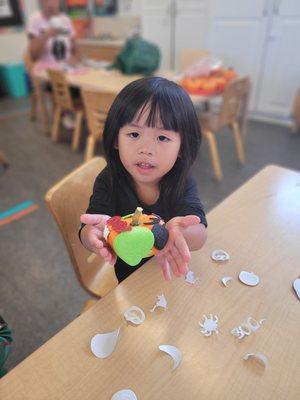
[169,244,187,275]
[161,257,172,281]
[166,251,181,277]
[80,214,110,228]
[174,234,191,264]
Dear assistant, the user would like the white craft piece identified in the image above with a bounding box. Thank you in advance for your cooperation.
[150,294,167,312]
[231,317,265,340]
[111,389,138,400]
[239,271,260,286]
[91,327,120,358]
[185,271,199,284]
[243,353,268,368]
[211,249,230,262]
[199,314,219,336]
[293,278,300,300]
[159,344,182,371]
[221,276,232,287]
[124,306,145,325]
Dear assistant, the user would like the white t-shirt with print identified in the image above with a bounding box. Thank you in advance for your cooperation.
[27,11,75,70]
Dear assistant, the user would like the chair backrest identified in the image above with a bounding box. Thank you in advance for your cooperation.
[219,76,251,127]
[48,69,74,111]
[81,89,116,140]
[178,49,209,71]
[45,157,118,298]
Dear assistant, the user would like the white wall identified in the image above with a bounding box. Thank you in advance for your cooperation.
[0,0,38,62]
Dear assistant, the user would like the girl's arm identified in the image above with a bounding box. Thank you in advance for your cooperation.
[156,215,207,280]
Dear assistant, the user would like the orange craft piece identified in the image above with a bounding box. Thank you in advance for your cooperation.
[180,68,238,95]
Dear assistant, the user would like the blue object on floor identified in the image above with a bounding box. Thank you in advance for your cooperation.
[0,62,28,98]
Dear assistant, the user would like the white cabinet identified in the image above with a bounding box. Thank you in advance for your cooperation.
[140,0,208,70]
[207,0,300,121]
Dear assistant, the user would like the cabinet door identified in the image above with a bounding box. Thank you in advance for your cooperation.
[174,0,208,70]
[141,0,172,70]
[257,0,300,117]
[207,0,270,111]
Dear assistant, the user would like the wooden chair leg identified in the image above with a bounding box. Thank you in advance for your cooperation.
[81,298,98,314]
[204,130,223,181]
[72,110,83,151]
[231,121,245,164]
[0,151,9,168]
[51,107,62,142]
[85,135,97,161]
[30,91,37,121]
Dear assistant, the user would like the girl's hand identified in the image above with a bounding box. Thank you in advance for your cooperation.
[80,214,117,265]
[156,215,200,280]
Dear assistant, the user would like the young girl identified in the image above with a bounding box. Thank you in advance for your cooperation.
[79,77,207,282]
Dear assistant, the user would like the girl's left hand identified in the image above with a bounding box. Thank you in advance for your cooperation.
[156,215,200,280]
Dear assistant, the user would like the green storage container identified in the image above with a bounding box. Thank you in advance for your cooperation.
[0,62,28,98]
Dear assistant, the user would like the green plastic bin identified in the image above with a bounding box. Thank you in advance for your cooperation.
[0,62,28,98]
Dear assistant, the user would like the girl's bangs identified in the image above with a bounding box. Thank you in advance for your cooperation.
[119,90,184,134]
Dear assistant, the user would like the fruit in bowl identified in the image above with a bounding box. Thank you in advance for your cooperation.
[103,207,169,266]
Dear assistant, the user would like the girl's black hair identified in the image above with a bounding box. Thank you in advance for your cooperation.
[103,76,201,207]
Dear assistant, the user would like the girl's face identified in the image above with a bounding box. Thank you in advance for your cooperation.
[40,0,60,17]
[118,106,181,188]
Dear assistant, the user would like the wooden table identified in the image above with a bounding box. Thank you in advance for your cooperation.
[2,165,300,399]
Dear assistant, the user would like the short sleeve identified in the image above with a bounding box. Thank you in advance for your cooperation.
[85,168,116,216]
[27,12,42,37]
[175,177,207,227]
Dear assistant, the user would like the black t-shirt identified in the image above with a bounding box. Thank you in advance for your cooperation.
[82,167,207,282]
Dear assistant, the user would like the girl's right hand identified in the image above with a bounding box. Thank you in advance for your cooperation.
[80,214,117,265]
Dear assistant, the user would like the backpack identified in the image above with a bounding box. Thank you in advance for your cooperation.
[111,36,161,76]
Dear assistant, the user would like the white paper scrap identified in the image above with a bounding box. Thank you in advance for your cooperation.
[124,306,145,325]
[185,271,199,284]
[91,327,120,358]
[243,353,268,368]
[199,314,219,336]
[159,344,182,371]
[111,389,138,400]
[211,249,230,262]
[239,271,260,286]
[293,278,300,300]
[150,294,167,312]
[221,276,232,287]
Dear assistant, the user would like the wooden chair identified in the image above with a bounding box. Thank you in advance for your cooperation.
[45,157,118,308]
[198,76,251,181]
[47,69,84,151]
[291,88,300,133]
[178,49,209,71]
[81,89,116,161]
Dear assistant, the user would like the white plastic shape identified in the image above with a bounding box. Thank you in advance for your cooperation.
[231,317,266,340]
[211,249,230,262]
[293,278,300,300]
[124,306,145,325]
[199,314,219,336]
[239,271,260,286]
[150,294,167,312]
[159,344,182,371]
[185,271,199,284]
[221,276,232,287]
[91,327,120,358]
[243,353,268,368]
[111,389,138,400]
